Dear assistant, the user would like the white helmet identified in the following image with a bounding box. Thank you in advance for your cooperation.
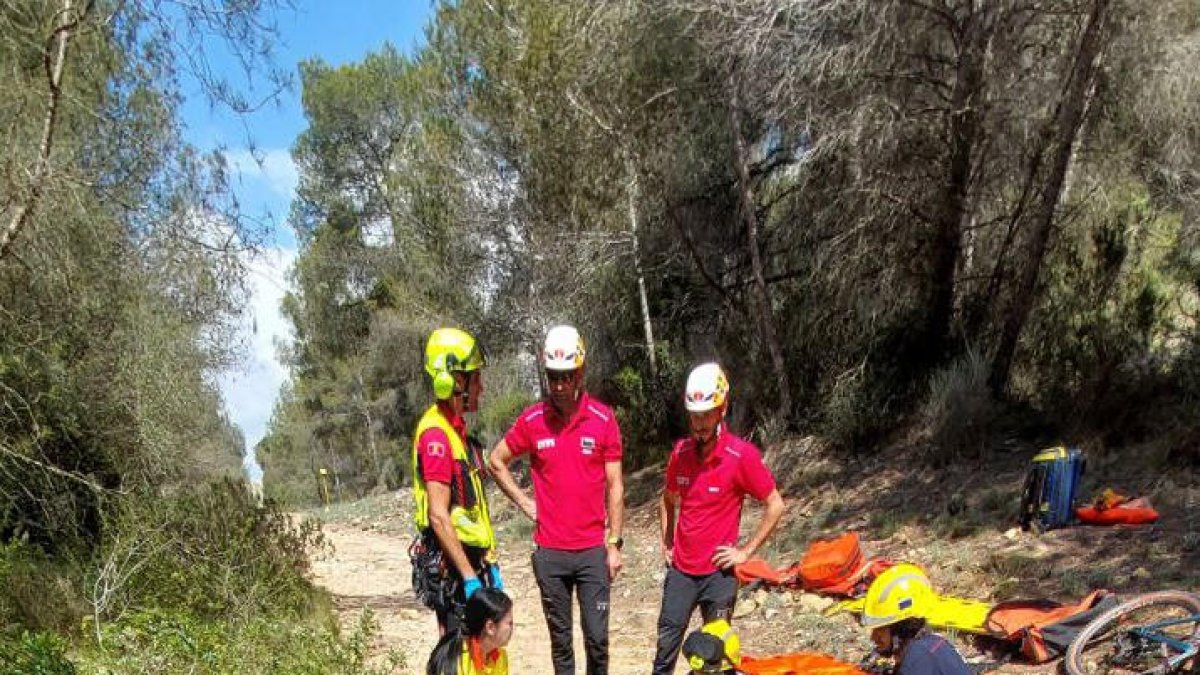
[543,325,585,371]
[685,363,730,413]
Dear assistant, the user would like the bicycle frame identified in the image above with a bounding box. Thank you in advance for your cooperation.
[1122,615,1200,671]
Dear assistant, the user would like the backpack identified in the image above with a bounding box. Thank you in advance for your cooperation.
[798,532,867,593]
[984,590,1119,663]
[1018,446,1084,532]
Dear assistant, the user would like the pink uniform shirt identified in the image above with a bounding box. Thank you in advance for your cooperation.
[505,393,622,550]
[417,402,466,485]
[665,428,776,575]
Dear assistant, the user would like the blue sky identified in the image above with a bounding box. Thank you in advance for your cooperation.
[188,2,434,480]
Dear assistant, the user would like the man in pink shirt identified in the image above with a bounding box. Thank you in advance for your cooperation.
[488,325,625,675]
[652,363,786,675]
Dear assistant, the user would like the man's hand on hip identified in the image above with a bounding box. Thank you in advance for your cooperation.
[711,545,749,570]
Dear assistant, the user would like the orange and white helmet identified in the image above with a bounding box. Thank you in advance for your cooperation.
[685,363,729,412]
[543,325,586,371]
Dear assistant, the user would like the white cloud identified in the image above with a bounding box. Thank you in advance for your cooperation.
[218,246,296,482]
[224,148,300,200]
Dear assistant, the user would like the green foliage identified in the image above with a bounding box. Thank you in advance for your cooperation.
[815,362,895,452]
[920,350,997,461]
[1022,182,1188,437]
[76,609,402,675]
[92,481,327,623]
[0,540,86,633]
[479,389,536,444]
[0,630,76,675]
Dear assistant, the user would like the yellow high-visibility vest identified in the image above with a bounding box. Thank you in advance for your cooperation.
[411,404,495,550]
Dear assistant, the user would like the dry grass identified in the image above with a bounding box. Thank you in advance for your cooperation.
[735,435,1200,670]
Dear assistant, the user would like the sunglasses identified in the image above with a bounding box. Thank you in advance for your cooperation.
[545,369,577,384]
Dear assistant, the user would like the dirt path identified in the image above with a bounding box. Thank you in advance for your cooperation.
[310,513,683,674]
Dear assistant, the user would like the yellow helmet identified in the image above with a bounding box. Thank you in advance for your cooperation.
[861,563,934,629]
[425,328,486,400]
[683,619,741,673]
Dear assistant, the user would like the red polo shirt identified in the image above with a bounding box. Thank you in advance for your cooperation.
[665,428,776,575]
[504,393,622,550]
[417,402,467,485]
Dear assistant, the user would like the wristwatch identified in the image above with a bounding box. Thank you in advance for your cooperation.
[606,535,624,550]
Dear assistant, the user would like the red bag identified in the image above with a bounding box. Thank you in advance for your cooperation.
[1076,495,1159,525]
[798,532,866,592]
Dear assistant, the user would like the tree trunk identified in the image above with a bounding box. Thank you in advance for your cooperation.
[727,80,793,422]
[625,154,658,377]
[990,0,1113,393]
[0,0,86,259]
[926,1,989,362]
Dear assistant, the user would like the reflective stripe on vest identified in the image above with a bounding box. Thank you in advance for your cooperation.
[411,404,495,550]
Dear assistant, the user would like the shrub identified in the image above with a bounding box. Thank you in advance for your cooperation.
[920,349,997,461]
[478,388,535,444]
[77,608,403,674]
[89,479,327,625]
[816,363,893,451]
[0,630,76,674]
[0,538,87,633]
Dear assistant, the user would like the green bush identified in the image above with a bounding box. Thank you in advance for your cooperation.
[920,349,997,461]
[0,630,76,674]
[478,388,535,444]
[608,342,689,469]
[816,363,894,451]
[91,480,328,623]
[77,608,403,674]
[0,539,87,633]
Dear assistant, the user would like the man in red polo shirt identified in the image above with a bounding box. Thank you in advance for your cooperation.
[488,324,625,675]
[652,362,786,675]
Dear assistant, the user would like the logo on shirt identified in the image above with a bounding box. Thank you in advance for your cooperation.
[676,477,691,487]
[536,438,556,450]
[707,486,721,494]
[581,437,595,455]
[426,441,445,458]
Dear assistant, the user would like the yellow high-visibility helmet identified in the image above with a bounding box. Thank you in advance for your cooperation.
[861,563,934,629]
[684,618,741,673]
[425,328,486,400]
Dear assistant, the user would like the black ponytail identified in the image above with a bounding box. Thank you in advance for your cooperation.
[426,588,513,675]
[427,629,463,675]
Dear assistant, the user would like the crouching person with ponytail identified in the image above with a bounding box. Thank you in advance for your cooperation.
[427,588,514,675]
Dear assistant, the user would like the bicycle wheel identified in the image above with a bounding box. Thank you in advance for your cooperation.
[1066,590,1200,675]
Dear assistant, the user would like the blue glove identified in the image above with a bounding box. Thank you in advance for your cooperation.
[488,564,504,592]
[463,576,482,599]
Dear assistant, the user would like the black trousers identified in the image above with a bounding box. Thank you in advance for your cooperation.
[651,566,737,675]
[531,545,610,675]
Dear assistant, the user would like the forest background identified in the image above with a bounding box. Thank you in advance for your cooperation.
[2,0,1200,672]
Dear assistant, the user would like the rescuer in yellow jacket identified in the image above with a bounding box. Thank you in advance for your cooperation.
[411,327,500,634]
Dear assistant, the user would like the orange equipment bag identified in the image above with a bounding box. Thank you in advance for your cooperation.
[734,557,800,587]
[798,532,866,592]
[739,653,868,675]
[984,590,1119,663]
[1075,492,1158,525]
